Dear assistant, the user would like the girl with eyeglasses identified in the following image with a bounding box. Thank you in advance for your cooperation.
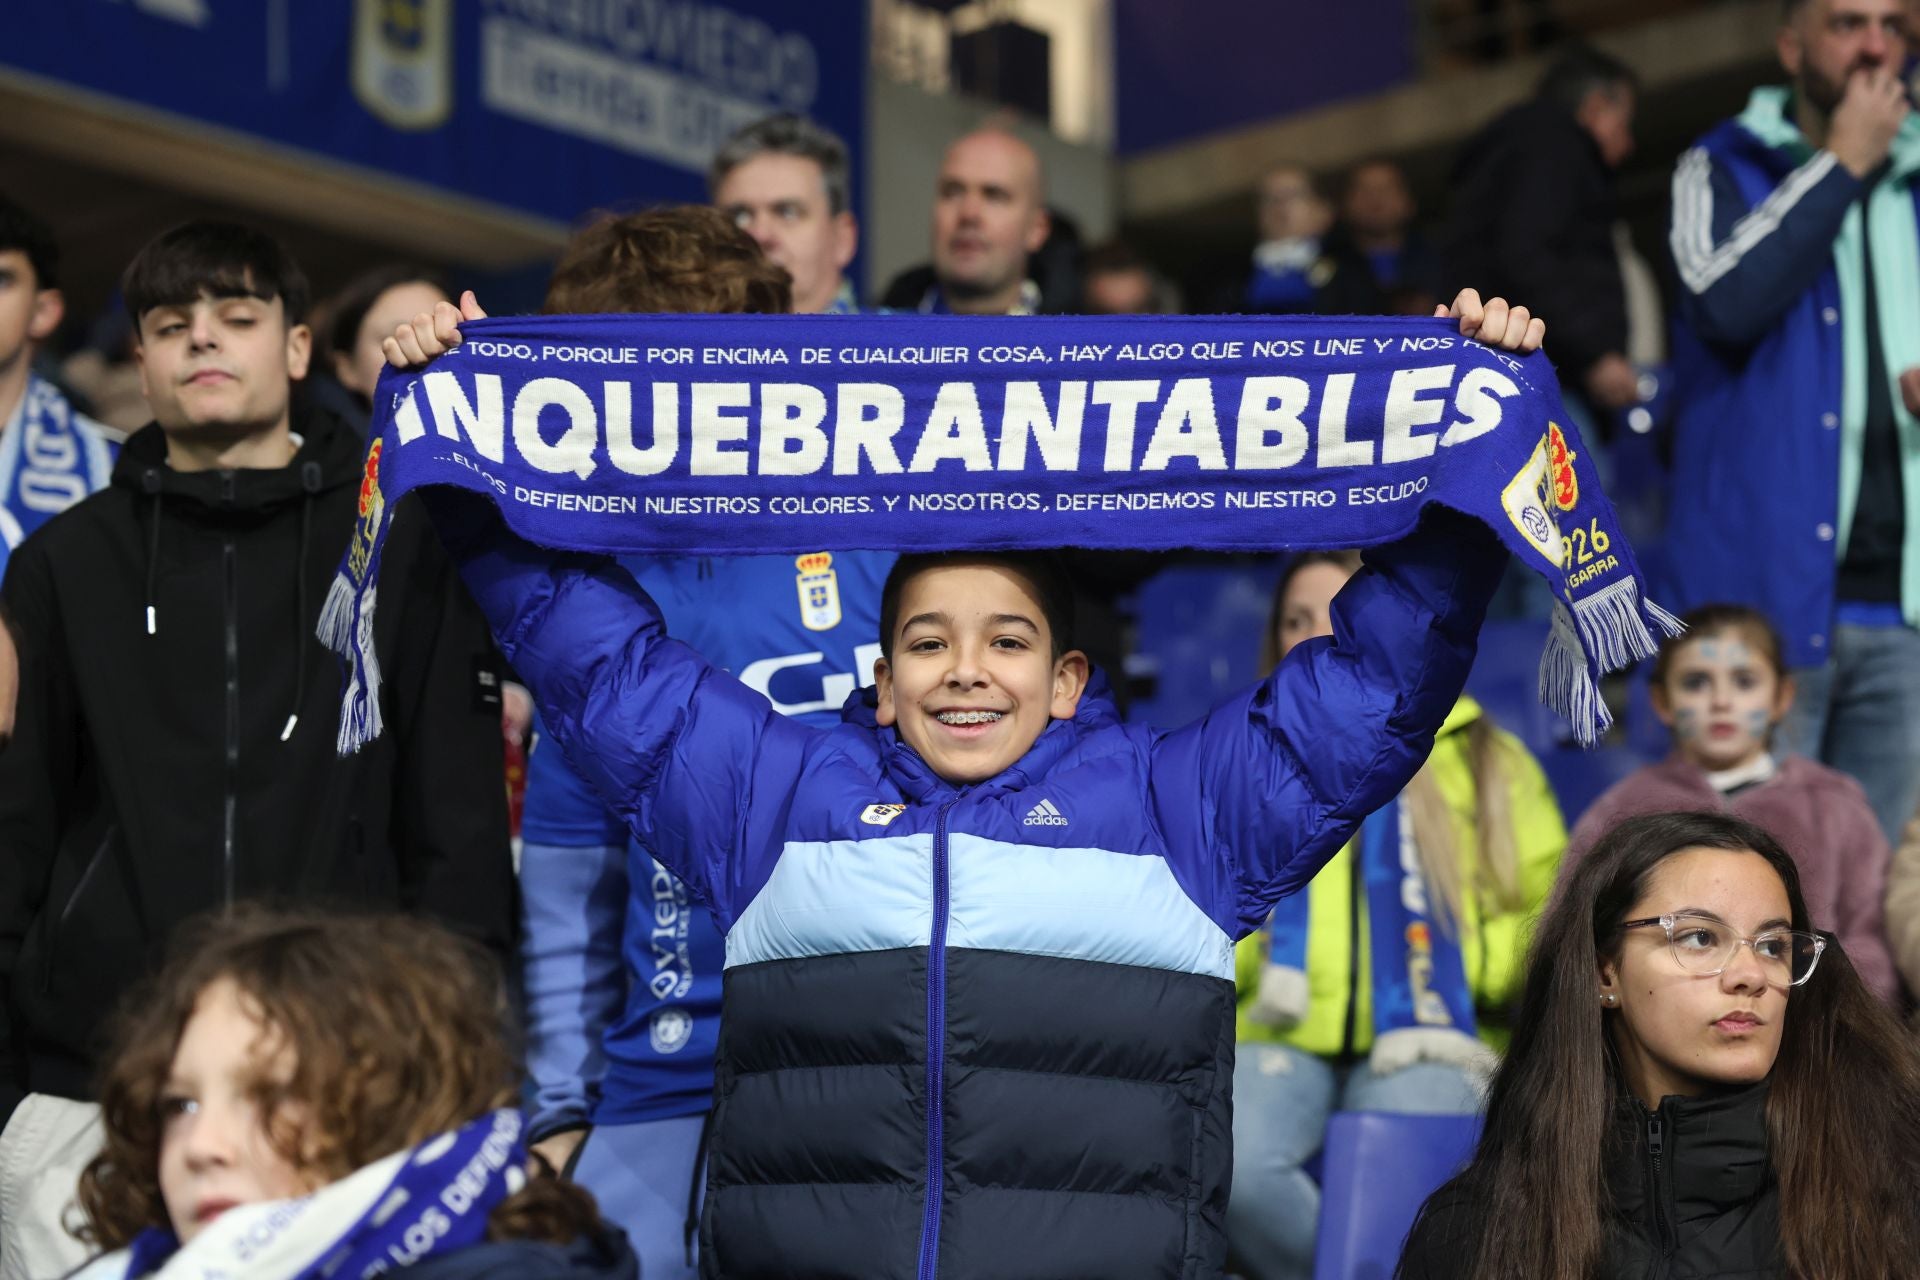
[1564,604,1900,1002]
[1397,810,1920,1280]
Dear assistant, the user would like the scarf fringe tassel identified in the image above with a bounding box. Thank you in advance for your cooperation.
[1539,577,1687,746]
[317,572,383,755]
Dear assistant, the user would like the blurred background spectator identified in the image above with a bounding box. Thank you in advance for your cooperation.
[1441,43,1642,426]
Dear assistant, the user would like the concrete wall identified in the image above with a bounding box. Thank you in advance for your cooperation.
[861,76,1117,299]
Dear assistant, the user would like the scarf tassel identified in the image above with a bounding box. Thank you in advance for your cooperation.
[317,572,383,755]
[1540,578,1686,746]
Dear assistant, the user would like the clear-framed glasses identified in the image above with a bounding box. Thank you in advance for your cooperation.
[1620,912,1826,987]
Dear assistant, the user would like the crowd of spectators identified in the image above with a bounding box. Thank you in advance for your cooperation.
[1,1,1919,1277]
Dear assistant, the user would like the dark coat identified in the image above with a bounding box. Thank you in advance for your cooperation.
[1441,99,1628,382]
[0,406,516,1124]
[402,1229,640,1279]
[1399,1083,1785,1278]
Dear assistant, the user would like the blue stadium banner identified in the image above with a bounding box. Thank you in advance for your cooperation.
[0,0,865,223]
[1113,0,1413,154]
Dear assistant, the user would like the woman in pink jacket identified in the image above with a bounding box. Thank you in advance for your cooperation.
[1566,604,1900,1003]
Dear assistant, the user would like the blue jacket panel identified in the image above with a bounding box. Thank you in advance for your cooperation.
[1666,103,1920,665]
[519,553,888,1134]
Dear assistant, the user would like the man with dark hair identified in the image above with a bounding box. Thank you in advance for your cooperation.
[1666,0,1920,844]
[1443,44,1641,417]
[0,221,515,1277]
[1324,159,1448,316]
[1079,240,1175,315]
[0,193,112,581]
[709,113,860,315]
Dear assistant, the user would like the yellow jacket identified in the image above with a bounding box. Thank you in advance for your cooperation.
[1234,697,1566,1055]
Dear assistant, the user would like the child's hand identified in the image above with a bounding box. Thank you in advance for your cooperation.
[383,289,487,370]
[1901,366,1920,418]
[1433,288,1544,354]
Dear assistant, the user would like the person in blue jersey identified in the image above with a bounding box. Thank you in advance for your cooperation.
[515,207,892,1280]
[386,258,1546,1278]
[0,193,113,580]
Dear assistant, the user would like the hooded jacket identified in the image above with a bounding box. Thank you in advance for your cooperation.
[1566,753,1899,1002]
[1398,1083,1784,1279]
[1442,99,1628,384]
[0,406,515,1124]
[439,493,1502,1280]
[400,1228,641,1280]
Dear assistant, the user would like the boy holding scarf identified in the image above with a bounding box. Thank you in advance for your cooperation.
[0,194,113,580]
[383,284,1544,1279]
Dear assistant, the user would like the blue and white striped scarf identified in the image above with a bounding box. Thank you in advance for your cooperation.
[0,373,113,573]
[322,312,1679,752]
[69,1110,528,1280]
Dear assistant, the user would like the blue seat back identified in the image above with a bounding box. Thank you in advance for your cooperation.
[1312,1110,1483,1280]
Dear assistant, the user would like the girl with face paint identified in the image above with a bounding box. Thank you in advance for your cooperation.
[1561,605,1900,1002]
[1397,811,1920,1280]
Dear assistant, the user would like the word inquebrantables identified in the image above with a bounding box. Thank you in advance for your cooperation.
[393,365,1521,481]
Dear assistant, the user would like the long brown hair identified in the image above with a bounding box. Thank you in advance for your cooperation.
[1404,811,1920,1279]
[1265,552,1524,930]
[77,908,605,1251]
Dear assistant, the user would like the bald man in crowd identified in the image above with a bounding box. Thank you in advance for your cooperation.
[904,127,1051,315]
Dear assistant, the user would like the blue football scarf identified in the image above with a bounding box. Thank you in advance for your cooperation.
[1258,798,1493,1076]
[0,373,113,556]
[322,312,1678,753]
[70,1110,527,1280]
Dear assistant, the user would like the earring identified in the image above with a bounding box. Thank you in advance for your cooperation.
[1601,993,1618,1006]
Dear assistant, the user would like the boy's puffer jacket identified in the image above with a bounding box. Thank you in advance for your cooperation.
[442,495,1503,1280]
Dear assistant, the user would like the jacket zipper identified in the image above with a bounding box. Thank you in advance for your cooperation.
[1645,1111,1673,1278]
[916,801,956,1280]
[222,533,239,907]
[40,827,115,993]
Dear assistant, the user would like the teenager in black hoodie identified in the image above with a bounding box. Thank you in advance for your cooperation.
[0,222,515,1277]
[1398,812,1920,1280]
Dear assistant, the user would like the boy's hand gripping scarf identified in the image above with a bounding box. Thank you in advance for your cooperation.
[322,313,1678,750]
[69,1109,527,1280]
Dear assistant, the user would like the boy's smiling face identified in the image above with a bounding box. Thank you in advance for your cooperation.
[874,562,1088,785]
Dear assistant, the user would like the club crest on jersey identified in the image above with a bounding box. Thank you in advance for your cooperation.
[860,803,907,826]
[795,552,842,632]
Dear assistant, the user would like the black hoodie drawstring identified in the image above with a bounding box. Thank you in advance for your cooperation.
[281,461,324,742]
[141,468,163,635]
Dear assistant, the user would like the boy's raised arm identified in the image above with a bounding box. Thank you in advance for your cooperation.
[385,298,807,922]
[1151,508,1506,940]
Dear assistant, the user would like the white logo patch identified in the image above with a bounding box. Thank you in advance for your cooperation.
[1023,798,1069,827]
[649,1006,694,1055]
[860,803,907,826]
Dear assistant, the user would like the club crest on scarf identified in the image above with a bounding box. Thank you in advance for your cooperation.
[1547,422,1579,510]
[327,313,1682,752]
[795,552,841,631]
[319,437,393,753]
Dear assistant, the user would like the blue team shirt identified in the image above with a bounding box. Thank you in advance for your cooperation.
[521,551,889,1126]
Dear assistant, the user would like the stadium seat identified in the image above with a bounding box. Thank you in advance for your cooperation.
[1312,1110,1482,1280]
